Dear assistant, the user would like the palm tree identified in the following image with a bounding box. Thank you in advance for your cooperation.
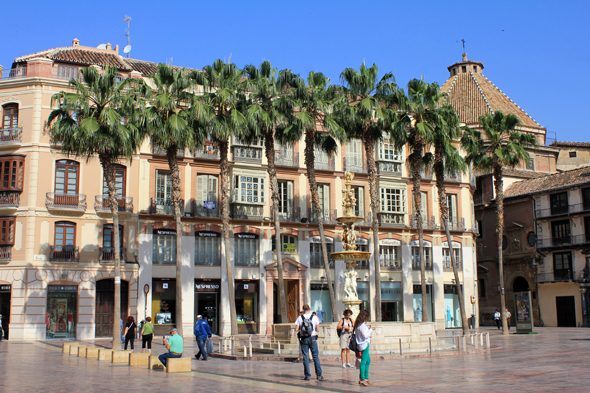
[48,66,145,348]
[462,111,536,335]
[392,79,442,322]
[432,104,469,334]
[143,64,201,336]
[339,63,397,322]
[242,61,298,324]
[191,59,246,336]
[288,71,343,322]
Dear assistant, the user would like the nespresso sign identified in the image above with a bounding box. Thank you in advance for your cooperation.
[154,229,177,236]
[195,281,220,292]
[235,233,257,239]
[197,232,219,238]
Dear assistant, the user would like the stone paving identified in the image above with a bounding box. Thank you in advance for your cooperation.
[1,327,589,392]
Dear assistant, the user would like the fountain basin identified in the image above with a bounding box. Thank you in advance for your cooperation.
[331,251,372,263]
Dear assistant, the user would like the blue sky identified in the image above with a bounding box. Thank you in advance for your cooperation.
[3,1,588,143]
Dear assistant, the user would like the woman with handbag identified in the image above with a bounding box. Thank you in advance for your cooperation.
[141,316,154,354]
[123,316,136,350]
[336,309,354,368]
[354,310,374,387]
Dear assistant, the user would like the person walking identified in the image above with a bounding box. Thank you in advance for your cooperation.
[123,316,136,350]
[494,309,501,330]
[295,304,323,381]
[354,309,375,387]
[337,309,354,368]
[194,315,212,360]
[159,327,183,367]
[141,316,154,354]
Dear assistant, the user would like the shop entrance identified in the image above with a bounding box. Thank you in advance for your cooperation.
[0,284,11,340]
[556,296,576,327]
[381,302,398,321]
[194,280,220,335]
[46,285,78,339]
[95,279,129,337]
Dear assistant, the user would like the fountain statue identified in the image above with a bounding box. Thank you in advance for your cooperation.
[331,171,371,320]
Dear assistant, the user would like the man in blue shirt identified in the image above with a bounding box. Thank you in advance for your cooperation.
[194,315,212,360]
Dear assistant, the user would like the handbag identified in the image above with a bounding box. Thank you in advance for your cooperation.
[348,332,360,353]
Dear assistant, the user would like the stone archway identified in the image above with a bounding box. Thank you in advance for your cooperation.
[513,276,530,293]
[265,258,307,334]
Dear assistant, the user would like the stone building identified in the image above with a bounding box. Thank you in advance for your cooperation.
[0,39,477,340]
[549,141,590,172]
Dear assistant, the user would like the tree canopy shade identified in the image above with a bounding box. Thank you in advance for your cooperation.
[462,110,537,334]
[48,65,146,347]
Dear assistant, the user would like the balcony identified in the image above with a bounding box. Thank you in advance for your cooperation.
[0,128,22,146]
[444,173,462,182]
[98,247,127,263]
[443,258,463,271]
[538,270,575,283]
[308,208,338,225]
[474,194,484,206]
[537,235,590,249]
[193,203,220,218]
[49,246,79,263]
[378,212,405,227]
[271,205,301,223]
[94,195,133,214]
[409,215,437,230]
[1,67,27,80]
[315,156,335,171]
[377,161,402,176]
[232,203,264,220]
[0,246,12,262]
[447,217,466,231]
[310,254,334,269]
[344,157,367,173]
[194,145,219,160]
[149,198,184,215]
[355,259,370,269]
[52,66,79,81]
[412,257,433,270]
[152,145,185,157]
[235,255,260,267]
[536,203,590,219]
[380,256,401,270]
[233,146,262,162]
[46,193,87,212]
[0,192,20,210]
[275,151,299,167]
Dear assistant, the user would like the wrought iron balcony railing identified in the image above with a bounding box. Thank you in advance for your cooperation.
[49,246,79,262]
[1,67,27,79]
[94,195,133,213]
[149,198,184,215]
[235,256,260,267]
[308,208,338,225]
[380,255,401,270]
[537,234,590,248]
[52,66,79,81]
[152,145,185,157]
[193,203,220,218]
[378,212,405,227]
[99,247,127,263]
[270,205,301,223]
[0,128,22,144]
[344,157,367,173]
[536,203,590,219]
[315,156,335,171]
[537,270,576,283]
[46,193,87,211]
[447,217,466,231]
[275,151,299,167]
[0,245,12,262]
[443,257,463,271]
[410,215,437,230]
[194,145,220,160]
[377,161,402,176]
[232,203,264,220]
[0,192,20,208]
[412,256,433,270]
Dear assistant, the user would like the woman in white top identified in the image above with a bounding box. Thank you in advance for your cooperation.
[354,309,374,387]
[336,309,354,368]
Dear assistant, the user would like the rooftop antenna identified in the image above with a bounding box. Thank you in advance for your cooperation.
[123,15,132,58]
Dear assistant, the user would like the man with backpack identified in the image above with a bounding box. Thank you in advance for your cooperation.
[295,304,323,381]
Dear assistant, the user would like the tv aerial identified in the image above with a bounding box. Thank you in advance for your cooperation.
[123,15,132,58]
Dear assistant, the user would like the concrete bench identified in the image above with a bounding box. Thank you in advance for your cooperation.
[148,355,164,370]
[86,347,100,358]
[166,357,192,373]
[98,349,113,360]
[62,342,75,353]
[112,350,132,363]
[77,346,89,357]
[70,345,83,355]
[129,353,150,366]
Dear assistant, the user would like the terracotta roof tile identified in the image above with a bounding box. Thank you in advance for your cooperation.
[504,166,590,198]
[15,47,131,70]
[549,141,590,148]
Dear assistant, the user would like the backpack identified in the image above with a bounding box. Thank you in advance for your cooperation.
[337,318,345,338]
[349,331,360,353]
[299,315,313,338]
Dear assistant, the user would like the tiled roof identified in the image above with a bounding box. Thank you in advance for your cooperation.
[504,166,590,198]
[476,168,544,180]
[441,69,544,130]
[15,47,132,70]
[549,141,590,148]
[125,59,188,76]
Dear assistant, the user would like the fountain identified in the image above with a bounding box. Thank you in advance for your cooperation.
[330,171,372,320]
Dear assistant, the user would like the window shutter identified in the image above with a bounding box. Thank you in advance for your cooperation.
[448,194,457,224]
[322,184,330,219]
[209,176,218,212]
[287,181,293,216]
[357,187,364,218]
[197,175,206,205]
[421,192,428,223]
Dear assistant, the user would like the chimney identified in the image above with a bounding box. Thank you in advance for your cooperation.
[73,38,80,47]
[114,45,119,54]
[106,43,112,50]
[462,53,468,62]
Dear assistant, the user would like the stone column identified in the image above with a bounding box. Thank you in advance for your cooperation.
[181,235,195,335]
[401,242,414,321]
[432,242,445,329]
[137,233,153,324]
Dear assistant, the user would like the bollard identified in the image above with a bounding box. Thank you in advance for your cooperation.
[480,333,484,347]
[230,337,235,355]
[485,332,490,348]
[277,340,281,355]
[244,345,247,358]
[249,341,253,358]
[399,338,402,356]
[429,337,432,354]
[474,335,480,349]
[461,335,466,352]
[219,340,222,353]
[470,334,474,345]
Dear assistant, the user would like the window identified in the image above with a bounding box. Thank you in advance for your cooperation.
[526,158,535,170]
[317,184,330,220]
[413,191,428,224]
[380,187,405,213]
[271,235,297,254]
[352,186,364,218]
[0,217,15,245]
[452,68,457,76]
[0,156,25,192]
[53,221,77,261]
[477,220,483,238]
[583,188,590,211]
[552,220,571,245]
[310,242,334,268]
[102,224,124,262]
[235,234,259,267]
[569,151,577,158]
[196,174,218,216]
[346,139,363,170]
[55,160,79,194]
[2,104,18,129]
[195,232,220,266]
[586,217,590,242]
[233,175,265,204]
[277,180,293,219]
[442,247,462,270]
[473,65,478,73]
[447,194,458,227]
[152,229,176,265]
[103,165,126,198]
[378,139,402,161]
[478,278,486,298]
[355,243,370,269]
[156,171,173,202]
[553,252,573,281]
[462,66,467,73]
[380,245,401,269]
[412,246,432,269]
[550,192,568,215]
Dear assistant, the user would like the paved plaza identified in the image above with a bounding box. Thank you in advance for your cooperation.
[0,327,589,392]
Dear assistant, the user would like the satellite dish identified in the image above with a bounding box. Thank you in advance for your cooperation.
[123,45,132,54]
[97,44,107,50]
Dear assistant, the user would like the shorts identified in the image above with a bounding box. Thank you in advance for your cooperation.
[340,332,352,349]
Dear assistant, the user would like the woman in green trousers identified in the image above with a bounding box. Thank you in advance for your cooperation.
[354,310,375,386]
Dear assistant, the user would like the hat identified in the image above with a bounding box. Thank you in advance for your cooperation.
[170,328,178,333]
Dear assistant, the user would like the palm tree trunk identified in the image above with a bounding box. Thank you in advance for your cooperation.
[100,155,122,349]
[434,158,468,335]
[264,129,288,323]
[494,164,509,335]
[305,129,338,322]
[167,145,183,336]
[363,131,381,321]
[411,140,428,322]
[219,139,238,336]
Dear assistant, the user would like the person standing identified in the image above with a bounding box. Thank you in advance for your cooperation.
[494,309,501,330]
[0,314,4,341]
[354,309,375,387]
[159,327,183,367]
[194,315,212,360]
[295,304,323,381]
[141,316,154,354]
[506,308,512,331]
[123,316,136,350]
[337,309,354,368]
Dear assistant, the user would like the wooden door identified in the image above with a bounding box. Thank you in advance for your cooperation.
[556,296,576,327]
[95,279,129,337]
[287,281,298,323]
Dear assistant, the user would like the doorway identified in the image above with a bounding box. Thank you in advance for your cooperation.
[381,302,397,322]
[513,276,529,292]
[194,292,218,335]
[0,284,10,340]
[287,281,299,323]
[95,279,129,337]
[556,296,576,327]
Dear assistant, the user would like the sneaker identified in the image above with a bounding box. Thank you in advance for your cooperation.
[303,376,311,381]
[346,363,354,368]
[342,364,347,368]
[317,375,324,381]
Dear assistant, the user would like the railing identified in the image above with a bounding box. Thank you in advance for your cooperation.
[310,254,334,268]
[94,195,133,213]
[444,173,462,182]
[355,259,370,269]
[49,246,79,262]
[378,212,405,227]
[235,256,259,267]
[0,192,20,208]
[153,254,176,265]
[99,247,127,263]
[537,234,590,248]
[344,157,367,173]
[448,217,466,231]
[1,67,27,80]
[536,203,590,219]
[270,205,301,223]
[377,161,402,176]
[0,246,11,262]
[46,193,87,211]
[538,270,576,283]
[193,203,220,218]
[233,146,263,162]
[275,151,299,167]
[0,128,22,144]
[380,255,401,270]
[443,257,463,271]
[412,257,433,270]
[410,215,437,230]
[194,145,220,160]
[315,156,335,171]
[308,208,338,225]
[474,194,484,206]
[149,198,184,215]
[152,145,184,157]
[52,66,79,81]
[232,203,264,220]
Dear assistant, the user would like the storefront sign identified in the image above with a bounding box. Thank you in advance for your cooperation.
[0,284,11,292]
[197,231,219,237]
[379,239,401,246]
[203,201,216,210]
[154,229,177,236]
[195,281,220,292]
[356,238,369,245]
[236,233,258,239]
[163,283,168,289]
[310,236,333,244]
[410,240,431,247]
[283,243,296,253]
[48,285,78,292]
[441,241,462,249]
[34,254,46,261]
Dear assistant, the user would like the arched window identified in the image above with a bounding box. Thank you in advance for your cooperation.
[55,160,80,195]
